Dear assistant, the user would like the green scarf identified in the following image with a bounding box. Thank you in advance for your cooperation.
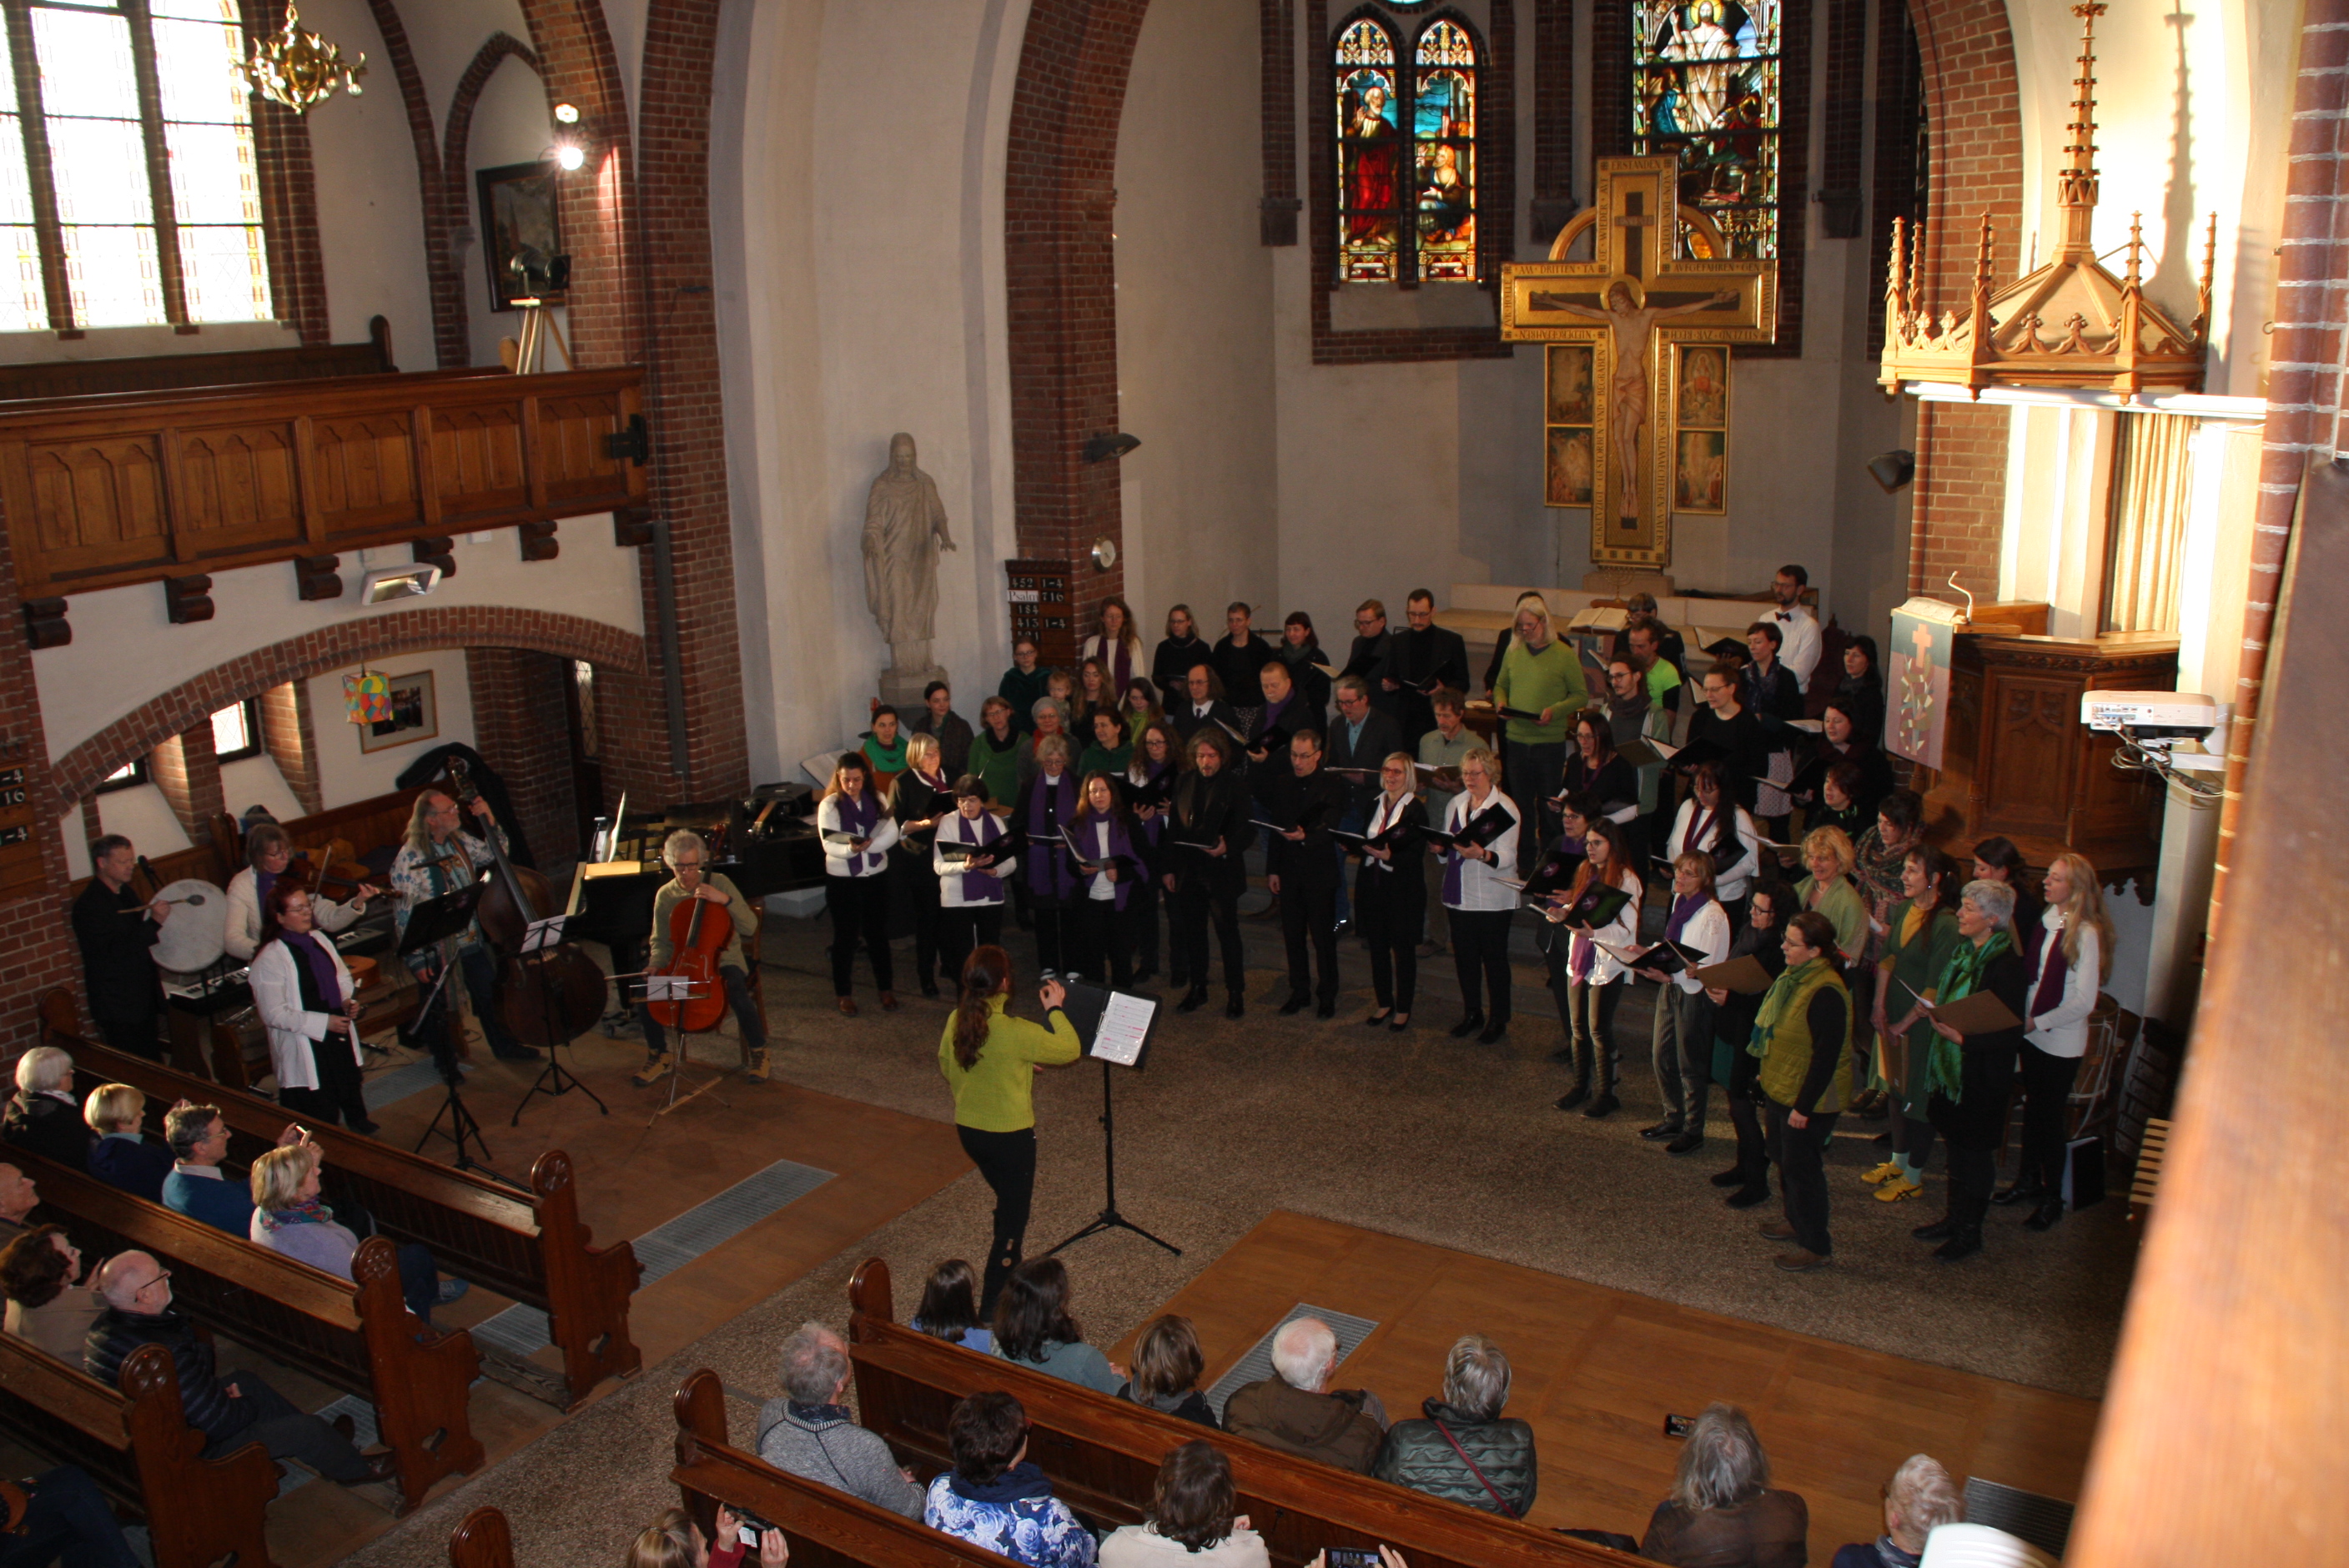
[1747,955,1833,1058]
[1925,930,2013,1101]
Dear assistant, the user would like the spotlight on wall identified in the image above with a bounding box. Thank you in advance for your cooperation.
[1866,449,1916,494]
[1083,431,1141,464]
[554,141,585,171]
[552,101,581,125]
[360,563,442,605]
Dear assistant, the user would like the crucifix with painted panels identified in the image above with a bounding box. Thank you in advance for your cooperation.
[1501,156,1778,568]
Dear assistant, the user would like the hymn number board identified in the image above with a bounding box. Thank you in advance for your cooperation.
[1501,157,1777,568]
[0,759,38,902]
[1004,558,1079,668]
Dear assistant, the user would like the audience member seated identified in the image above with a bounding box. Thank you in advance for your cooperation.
[1833,1454,1962,1568]
[0,1224,100,1362]
[628,1505,787,1568]
[1222,1316,1386,1474]
[81,1083,170,1202]
[83,1250,394,1486]
[756,1321,923,1519]
[914,1259,994,1354]
[924,1390,1097,1568]
[248,1143,463,1323]
[1116,1314,1218,1429]
[0,1465,139,1568]
[1371,1332,1537,1518]
[2,1048,91,1171]
[161,1102,307,1234]
[1639,1404,1808,1568]
[993,1257,1121,1395]
[1100,1440,1268,1568]
[0,1164,36,1246]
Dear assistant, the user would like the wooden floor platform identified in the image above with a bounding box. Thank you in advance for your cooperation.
[1121,1212,2100,1551]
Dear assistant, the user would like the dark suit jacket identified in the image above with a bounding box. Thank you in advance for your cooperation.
[71,879,160,1023]
[1166,770,1253,895]
[1169,700,1241,745]
[1325,710,1406,819]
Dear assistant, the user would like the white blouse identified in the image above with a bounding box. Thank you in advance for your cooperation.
[817,793,898,877]
[1365,791,1415,876]
[1667,797,1763,902]
[2023,915,2100,1059]
[933,813,1016,907]
[1441,790,1521,912]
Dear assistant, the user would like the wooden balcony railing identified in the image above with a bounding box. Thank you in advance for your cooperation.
[0,364,646,601]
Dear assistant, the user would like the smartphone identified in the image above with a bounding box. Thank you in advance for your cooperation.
[1324,1550,1381,1568]
[1663,1413,1696,1439]
[733,1508,776,1548]
[735,1525,758,1549]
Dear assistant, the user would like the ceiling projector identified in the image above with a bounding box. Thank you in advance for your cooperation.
[2080,691,2217,740]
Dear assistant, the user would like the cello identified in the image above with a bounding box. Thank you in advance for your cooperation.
[646,852,732,1034]
[444,757,609,1050]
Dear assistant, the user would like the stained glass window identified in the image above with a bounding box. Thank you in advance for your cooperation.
[1335,17,1401,283]
[1335,8,1482,285]
[0,0,273,331]
[1412,19,1475,281]
[1631,1,1782,258]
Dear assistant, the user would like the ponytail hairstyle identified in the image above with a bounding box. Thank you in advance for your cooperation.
[953,945,1012,1069]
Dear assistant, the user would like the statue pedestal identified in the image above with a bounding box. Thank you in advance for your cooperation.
[879,664,948,711]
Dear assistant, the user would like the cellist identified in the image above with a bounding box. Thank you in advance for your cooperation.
[631,830,768,1087]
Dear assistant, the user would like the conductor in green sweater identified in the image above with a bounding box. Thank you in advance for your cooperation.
[940,945,1084,1314]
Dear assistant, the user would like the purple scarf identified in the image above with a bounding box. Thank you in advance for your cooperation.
[254,867,279,907]
[1099,639,1134,693]
[279,927,345,1013]
[1024,772,1079,898]
[943,811,1007,902]
[833,789,883,873]
[2030,921,2070,1021]
[1666,892,1706,943]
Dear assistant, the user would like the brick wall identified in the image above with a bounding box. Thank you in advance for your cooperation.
[259,680,321,816]
[466,646,579,870]
[1258,0,1299,244]
[1865,0,1924,358]
[1818,0,1865,234]
[238,0,330,346]
[0,503,92,1053]
[147,726,224,847]
[1530,0,1572,240]
[1909,398,2006,599]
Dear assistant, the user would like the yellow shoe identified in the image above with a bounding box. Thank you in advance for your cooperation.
[1862,1160,1903,1186]
[630,1050,677,1088]
[1875,1176,1924,1203]
[742,1049,770,1083]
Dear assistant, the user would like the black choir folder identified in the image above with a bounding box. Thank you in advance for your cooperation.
[1058,981,1160,1068]
[1597,937,1710,975]
[1422,805,1512,851]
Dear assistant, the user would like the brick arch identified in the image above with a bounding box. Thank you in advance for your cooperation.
[53,610,646,806]
[436,33,544,369]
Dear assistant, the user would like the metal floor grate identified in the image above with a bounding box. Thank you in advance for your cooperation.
[1203,1303,1381,1424]
[1962,1477,2074,1559]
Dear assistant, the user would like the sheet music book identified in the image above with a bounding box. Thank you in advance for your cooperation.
[1688,954,1776,994]
[1522,852,1582,899]
[1900,982,2023,1035]
[1492,706,1544,723]
[801,751,843,785]
[1617,738,1678,770]
[1422,804,1512,851]
[1562,883,1632,932]
[1597,938,1710,974]
[1757,712,1825,735]
[820,830,859,846]
[936,840,991,863]
[1057,981,1160,1068]
[1412,761,1465,789]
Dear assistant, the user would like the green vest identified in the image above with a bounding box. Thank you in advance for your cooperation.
[1757,962,1854,1113]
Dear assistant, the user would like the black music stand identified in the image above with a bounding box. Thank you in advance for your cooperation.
[511,915,609,1125]
[1044,981,1180,1259]
[400,879,506,1179]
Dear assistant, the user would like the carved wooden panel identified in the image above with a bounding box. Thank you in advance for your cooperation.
[535,392,628,504]
[175,423,302,555]
[20,435,171,577]
[1982,676,2077,836]
[432,402,529,523]
[313,412,420,537]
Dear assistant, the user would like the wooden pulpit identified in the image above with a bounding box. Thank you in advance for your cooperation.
[1920,628,2179,895]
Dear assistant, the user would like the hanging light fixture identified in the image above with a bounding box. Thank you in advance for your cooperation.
[238,3,367,116]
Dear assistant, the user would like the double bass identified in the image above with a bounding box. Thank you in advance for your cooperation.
[445,758,609,1048]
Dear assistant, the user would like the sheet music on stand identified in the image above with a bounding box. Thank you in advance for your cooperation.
[642,974,704,1002]
[1058,981,1159,1068]
[521,915,569,953]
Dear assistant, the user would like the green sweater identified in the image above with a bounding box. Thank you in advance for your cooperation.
[1798,873,1869,962]
[938,995,1083,1132]
[968,727,1023,808]
[1494,638,1587,745]
[1076,741,1134,781]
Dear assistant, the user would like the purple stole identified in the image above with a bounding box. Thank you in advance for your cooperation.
[1256,690,1299,746]
[2030,922,2070,1022]
[834,790,884,873]
[1079,817,1138,911]
[1024,772,1079,899]
[942,811,1008,902]
[279,928,345,1011]
[1101,640,1134,693]
[1665,892,1706,944]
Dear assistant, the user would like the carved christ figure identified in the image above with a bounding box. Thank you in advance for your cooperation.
[1545,282,1735,518]
[863,432,957,671]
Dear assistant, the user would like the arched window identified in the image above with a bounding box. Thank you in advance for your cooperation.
[1334,6,1482,285]
[0,0,274,333]
[1630,0,1783,258]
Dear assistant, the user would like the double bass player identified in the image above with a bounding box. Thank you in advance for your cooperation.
[389,790,540,1062]
[631,830,768,1087]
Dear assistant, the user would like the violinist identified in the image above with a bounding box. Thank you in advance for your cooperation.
[389,791,541,1062]
[225,824,379,964]
[631,831,767,1087]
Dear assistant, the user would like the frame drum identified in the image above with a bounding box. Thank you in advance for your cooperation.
[150,878,229,974]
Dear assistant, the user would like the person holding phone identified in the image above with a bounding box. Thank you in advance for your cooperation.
[938,947,1084,1315]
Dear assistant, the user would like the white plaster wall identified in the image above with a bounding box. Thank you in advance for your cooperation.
[220,755,306,823]
[32,517,642,762]
[299,0,436,358]
[304,649,476,805]
[93,787,193,857]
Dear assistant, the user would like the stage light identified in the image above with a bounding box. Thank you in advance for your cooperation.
[555,142,585,171]
[553,102,581,124]
[1867,449,1915,494]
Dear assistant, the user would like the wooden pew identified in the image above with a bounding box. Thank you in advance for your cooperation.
[671,1369,1016,1568]
[844,1259,1637,1568]
[0,1336,280,1568]
[448,1505,515,1568]
[10,1148,482,1513]
[41,997,643,1410]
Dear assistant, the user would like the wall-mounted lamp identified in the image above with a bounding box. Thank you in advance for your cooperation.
[554,142,585,171]
[1082,431,1140,464]
[1866,449,1915,494]
[553,101,581,124]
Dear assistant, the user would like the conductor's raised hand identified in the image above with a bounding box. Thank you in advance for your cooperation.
[1039,976,1068,1011]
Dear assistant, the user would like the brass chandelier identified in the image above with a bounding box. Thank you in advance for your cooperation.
[238,3,367,116]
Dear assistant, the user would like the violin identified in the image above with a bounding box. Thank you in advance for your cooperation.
[646,876,732,1033]
[445,757,610,1049]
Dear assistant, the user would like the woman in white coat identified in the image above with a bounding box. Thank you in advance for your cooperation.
[224,822,379,963]
[1997,851,2111,1229]
[249,880,372,1133]
[1547,819,1643,1118]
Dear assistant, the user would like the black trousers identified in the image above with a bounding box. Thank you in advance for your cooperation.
[1947,1141,1999,1229]
[1173,873,1245,999]
[1129,874,1165,981]
[2015,1043,2081,1194]
[1069,899,1135,988]
[1765,1101,1838,1255]
[1723,1045,1770,1189]
[279,1033,370,1131]
[938,905,1004,987]
[0,1466,138,1568]
[94,1013,164,1062]
[826,874,893,996]
[1356,872,1423,1013]
[957,1123,1036,1316]
[1278,869,1340,1005]
[640,962,765,1055]
[1028,898,1079,976]
[898,858,943,989]
[211,1369,372,1482]
[1450,907,1514,1020]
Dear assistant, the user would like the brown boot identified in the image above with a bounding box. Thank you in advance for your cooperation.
[743,1048,770,1083]
[1757,1218,1797,1241]
[630,1050,676,1088]
[878,991,900,1013]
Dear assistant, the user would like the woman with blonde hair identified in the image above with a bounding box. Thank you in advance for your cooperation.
[626,1505,785,1568]
[819,751,899,1015]
[1997,851,2115,1229]
[1546,820,1643,1118]
[1795,827,1867,962]
[249,1142,461,1319]
[1115,1314,1218,1428]
[1356,751,1430,1032]
[82,1083,169,1201]
[1440,747,1522,1043]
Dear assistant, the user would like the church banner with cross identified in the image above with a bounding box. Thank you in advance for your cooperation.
[1501,157,1777,567]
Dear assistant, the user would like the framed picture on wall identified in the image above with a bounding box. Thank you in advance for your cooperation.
[476,160,566,314]
[358,671,439,754]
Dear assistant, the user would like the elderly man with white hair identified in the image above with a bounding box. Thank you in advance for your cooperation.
[2,1047,92,1171]
[1220,1316,1386,1473]
[756,1321,923,1518]
[1832,1454,1963,1568]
